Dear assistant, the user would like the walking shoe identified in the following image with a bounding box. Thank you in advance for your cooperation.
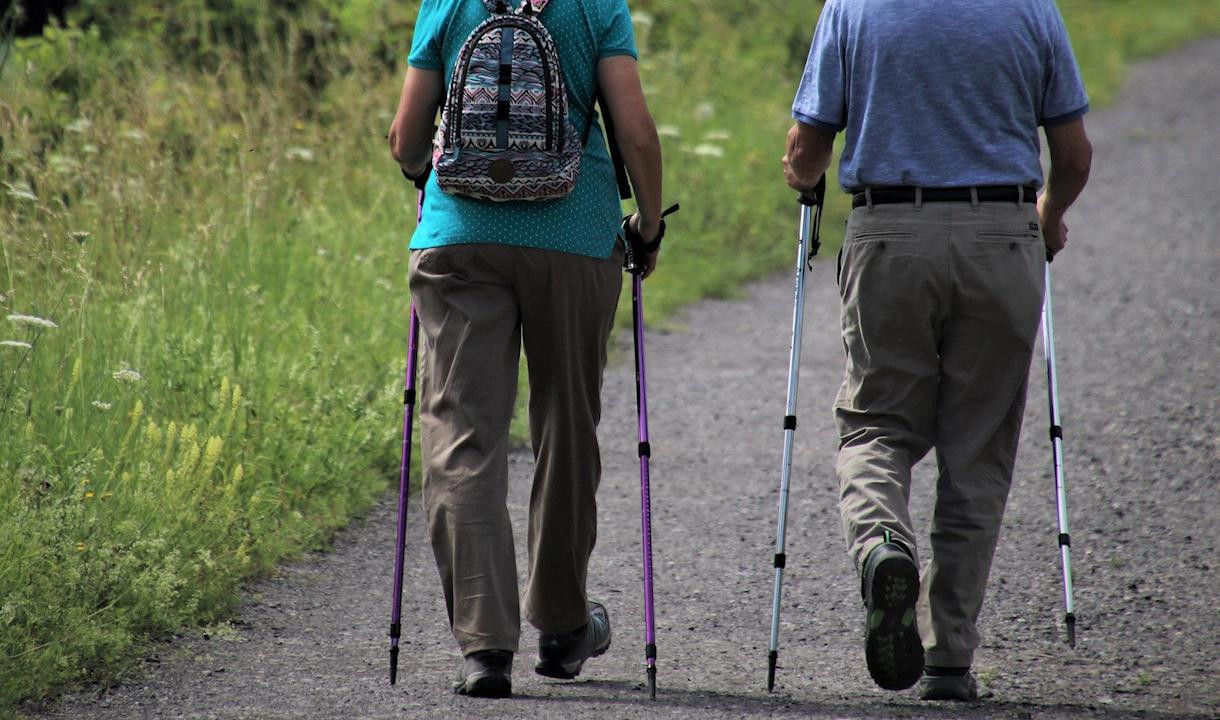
[917,668,979,701]
[453,650,512,698]
[861,542,924,691]
[534,601,612,679]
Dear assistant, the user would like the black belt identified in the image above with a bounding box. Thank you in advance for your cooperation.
[852,185,1037,209]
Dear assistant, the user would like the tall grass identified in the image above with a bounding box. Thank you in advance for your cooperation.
[1,0,1216,710]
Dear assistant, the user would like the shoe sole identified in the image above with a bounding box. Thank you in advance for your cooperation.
[534,638,610,680]
[455,671,512,699]
[865,554,924,691]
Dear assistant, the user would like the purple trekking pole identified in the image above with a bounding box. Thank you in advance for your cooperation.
[622,204,679,700]
[389,169,429,685]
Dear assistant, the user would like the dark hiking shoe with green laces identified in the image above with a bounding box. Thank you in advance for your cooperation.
[917,668,979,701]
[453,649,512,698]
[861,542,924,691]
[534,601,612,680]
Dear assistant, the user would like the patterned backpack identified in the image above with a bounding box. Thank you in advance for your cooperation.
[433,0,583,202]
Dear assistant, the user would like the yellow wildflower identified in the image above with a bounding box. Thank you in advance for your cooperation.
[69,356,82,391]
[198,436,224,481]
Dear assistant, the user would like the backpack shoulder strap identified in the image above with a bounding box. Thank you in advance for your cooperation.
[481,0,551,14]
[596,92,633,200]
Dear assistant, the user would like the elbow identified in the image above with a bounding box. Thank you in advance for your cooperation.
[617,117,660,157]
[1074,139,1094,180]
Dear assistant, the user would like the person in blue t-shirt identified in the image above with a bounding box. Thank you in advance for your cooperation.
[782,0,1092,701]
[387,0,665,698]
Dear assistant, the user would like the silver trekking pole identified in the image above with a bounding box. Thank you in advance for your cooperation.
[1042,258,1077,647]
[767,176,825,692]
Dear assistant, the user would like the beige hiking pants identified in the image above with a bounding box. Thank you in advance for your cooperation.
[407,243,623,655]
[834,197,1045,668]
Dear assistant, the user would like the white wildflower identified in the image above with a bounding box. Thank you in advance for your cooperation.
[688,144,725,158]
[3,182,38,202]
[694,102,716,121]
[704,129,732,142]
[7,313,58,329]
[49,155,78,174]
[1,340,33,349]
[374,278,393,291]
[91,400,113,410]
[631,11,655,28]
[656,125,682,139]
[70,230,91,244]
[112,368,142,383]
[82,144,99,155]
[316,247,329,257]
[66,117,92,134]
[285,147,316,162]
[120,129,147,143]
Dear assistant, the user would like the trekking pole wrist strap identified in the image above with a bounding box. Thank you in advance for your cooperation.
[401,166,431,191]
[622,204,680,273]
[798,174,827,207]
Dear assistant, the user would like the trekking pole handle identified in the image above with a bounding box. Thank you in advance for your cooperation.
[623,203,680,275]
[401,163,432,192]
[798,175,827,208]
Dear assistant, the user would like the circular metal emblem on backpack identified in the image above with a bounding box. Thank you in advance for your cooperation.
[489,159,516,185]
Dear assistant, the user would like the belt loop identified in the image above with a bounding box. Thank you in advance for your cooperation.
[1017,184,1025,207]
[914,187,923,210]
[969,186,979,209]
[865,188,874,210]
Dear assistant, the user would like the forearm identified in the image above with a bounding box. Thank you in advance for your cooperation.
[617,122,663,225]
[1041,118,1092,216]
[1042,159,1090,217]
[389,67,443,175]
[784,121,835,190]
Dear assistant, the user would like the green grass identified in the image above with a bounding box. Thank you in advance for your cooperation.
[1,0,1217,710]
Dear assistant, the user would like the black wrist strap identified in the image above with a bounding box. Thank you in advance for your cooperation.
[622,204,680,274]
[401,166,431,192]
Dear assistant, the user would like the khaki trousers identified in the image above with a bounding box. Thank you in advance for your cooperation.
[834,198,1045,668]
[407,243,622,655]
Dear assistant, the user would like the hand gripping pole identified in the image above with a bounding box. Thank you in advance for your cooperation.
[1041,259,1077,647]
[767,177,824,692]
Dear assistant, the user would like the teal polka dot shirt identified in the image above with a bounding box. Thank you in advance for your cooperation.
[408,0,638,259]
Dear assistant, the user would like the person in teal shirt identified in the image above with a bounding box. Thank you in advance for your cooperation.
[407,0,638,259]
[388,0,666,699]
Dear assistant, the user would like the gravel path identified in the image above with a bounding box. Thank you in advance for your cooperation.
[31,39,1219,720]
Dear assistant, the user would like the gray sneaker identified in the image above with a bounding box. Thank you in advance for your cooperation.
[917,671,979,701]
[453,650,512,698]
[534,601,612,679]
[861,542,924,691]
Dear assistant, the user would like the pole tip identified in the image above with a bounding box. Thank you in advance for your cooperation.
[767,651,778,692]
[390,647,399,685]
[1065,613,1077,648]
[647,666,657,700]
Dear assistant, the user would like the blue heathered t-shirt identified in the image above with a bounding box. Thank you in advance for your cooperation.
[792,0,1090,192]
[408,0,637,259]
